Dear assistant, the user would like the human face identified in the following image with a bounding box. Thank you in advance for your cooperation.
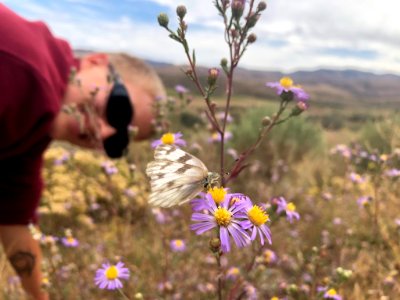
[56,59,133,156]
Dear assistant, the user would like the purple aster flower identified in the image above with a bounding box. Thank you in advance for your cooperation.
[175,84,189,94]
[349,172,365,184]
[323,288,342,300]
[151,208,170,224]
[357,196,372,208]
[190,192,208,212]
[276,197,300,223]
[385,168,400,177]
[266,76,309,101]
[235,196,272,245]
[170,239,186,252]
[243,282,258,300]
[226,267,240,280]
[94,262,130,290]
[208,131,233,143]
[61,237,79,247]
[54,152,70,165]
[262,249,277,264]
[151,132,186,148]
[330,144,351,159]
[101,161,118,175]
[190,194,251,253]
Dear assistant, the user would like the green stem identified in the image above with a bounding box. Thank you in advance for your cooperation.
[117,288,131,300]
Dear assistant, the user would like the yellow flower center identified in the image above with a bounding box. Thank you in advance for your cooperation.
[327,288,337,296]
[271,297,279,300]
[174,240,183,247]
[248,205,269,226]
[212,132,219,140]
[208,187,227,205]
[161,133,175,144]
[228,267,240,275]
[214,207,232,227]
[264,250,273,262]
[67,237,75,244]
[280,76,293,89]
[105,266,119,280]
[287,202,296,212]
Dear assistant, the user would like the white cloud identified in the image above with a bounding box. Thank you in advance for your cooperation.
[4,0,400,74]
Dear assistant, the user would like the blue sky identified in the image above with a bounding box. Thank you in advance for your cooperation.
[4,0,400,75]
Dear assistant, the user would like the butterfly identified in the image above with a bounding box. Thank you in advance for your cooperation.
[146,144,220,207]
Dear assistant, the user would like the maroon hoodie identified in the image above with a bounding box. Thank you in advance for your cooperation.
[0,4,77,224]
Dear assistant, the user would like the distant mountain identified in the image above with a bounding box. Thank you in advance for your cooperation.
[147,61,400,107]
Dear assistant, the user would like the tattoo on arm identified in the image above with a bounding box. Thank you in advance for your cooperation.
[9,251,36,277]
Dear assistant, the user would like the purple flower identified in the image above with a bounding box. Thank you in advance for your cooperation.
[190,192,208,212]
[54,152,70,165]
[101,161,118,175]
[266,77,309,101]
[190,194,250,252]
[94,262,130,290]
[385,168,400,177]
[276,197,300,223]
[170,239,186,252]
[226,267,240,280]
[262,249,277,264]
[349,172,365,184]
[357,196,372,208]
[151,132,186,148]
[235,196,272,245]
[175,84,189,94]
[323,288,342,300]
[208,131,233,143]
[61,237,79,247]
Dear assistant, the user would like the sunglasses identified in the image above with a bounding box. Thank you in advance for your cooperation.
[103,65,134,158]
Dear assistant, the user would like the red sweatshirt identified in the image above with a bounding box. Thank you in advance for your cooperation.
[0,4,77,224]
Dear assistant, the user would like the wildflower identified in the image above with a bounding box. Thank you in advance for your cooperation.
[243,282,258,300]
[349,172,365,184]
[190,194,250,252]
[94,262,130,290]
[170,239,186,252]
[151,208,169,224]
[226,267,240,280]
[276,197,300,223]
[266,77,309,101]
[385,168,400,177]
[54,152,70,165]
[237,196,272,245]
[61,236,79,247]
[357,196,372,208]
[151,132,186,148]
[330,144,351,159]
[190,192,208,212]
[208,131,233,143]
[207,68,220,86]
[323,288,342,300]
[157,13,169,28]
[208,187,228,205]
[175,84,189,94]
[101,161,118,175]
[263,249,277,264]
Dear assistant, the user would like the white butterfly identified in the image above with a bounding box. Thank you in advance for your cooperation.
[146,144,220,207]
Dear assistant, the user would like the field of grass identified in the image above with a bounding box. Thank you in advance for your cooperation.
[0,95,399,300]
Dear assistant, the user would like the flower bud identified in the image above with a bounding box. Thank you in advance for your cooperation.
[207,68,220,86]
[290,101,309,116]
[220,58,228,68]
[231,0,244,20]
[209,237,221,252]
[262,116,272,126]
[157,13,169,28]
[246,12,260,28]
[247,33,257,43]
[176,5,187,19]
[257,1,267,11]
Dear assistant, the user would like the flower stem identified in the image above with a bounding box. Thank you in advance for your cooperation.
[118,288,131,300]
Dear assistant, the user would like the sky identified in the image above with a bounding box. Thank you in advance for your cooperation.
[4,0,400,75]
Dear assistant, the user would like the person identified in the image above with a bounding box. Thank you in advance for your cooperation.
[0,4,166,299]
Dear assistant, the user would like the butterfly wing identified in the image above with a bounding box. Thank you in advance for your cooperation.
[146,144,208,207]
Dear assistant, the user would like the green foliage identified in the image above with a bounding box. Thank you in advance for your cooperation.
[359,114,400,153]
[232,105,325,164]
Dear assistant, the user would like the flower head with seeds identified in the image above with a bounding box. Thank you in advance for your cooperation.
[235,195,272,245]
[266,77,309,101]
[151,132,186,148]
[94,262,130,290]
[276,197,300,223]
[190,194,250,252]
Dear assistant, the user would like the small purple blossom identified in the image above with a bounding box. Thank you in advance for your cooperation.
[101,161,118,175]
[226,267,240,280]
[151,132,186,148]
[54,152,70,165]
[266,76,309,101]
[357,196,372,208]
[323,288,342,300]
[349,172,366,184]
[276,197,300,223]
[208,131,233,143]
[94,262,130,290]
[385,168,400,177]
[170,239,186,252]
[61,237,79,247]
[190,194,251,252]
[175,84,189,94]
[263,249,277,264]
